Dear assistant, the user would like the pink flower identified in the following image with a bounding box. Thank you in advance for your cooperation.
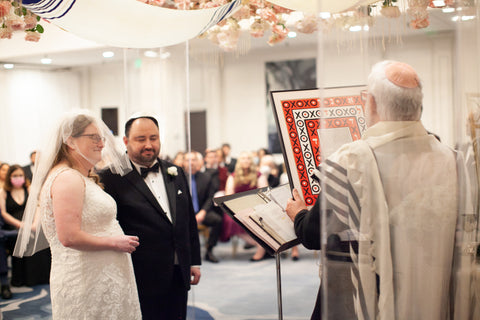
[408,0,429,29]
[6,16,26,31]
[25,31,41,42]
[149,0,167,5]
[267,33,285,46]
[232,5,251,20]
[271,4,291,14]
[217,28,240,52]
[268,24,287,46]
[259,8,277,24]
[0,27,12,39]
[410,17,429,29]
[249,0,265,9]
[174,0,190,9]
[24,15,38,30]
[250,19,268,38]
[271,23,287,37]
[202,1,220,8]
[296,14,318,34]
[0,1,12,18]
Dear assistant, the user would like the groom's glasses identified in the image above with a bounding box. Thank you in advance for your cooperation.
[79,134,106,144]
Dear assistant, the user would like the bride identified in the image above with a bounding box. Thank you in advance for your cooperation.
[14,110,141,319]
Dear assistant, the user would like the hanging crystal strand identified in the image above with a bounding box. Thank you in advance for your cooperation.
[235,33,251,58]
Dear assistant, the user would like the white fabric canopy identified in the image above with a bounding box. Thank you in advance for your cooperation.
[22,0,241,48]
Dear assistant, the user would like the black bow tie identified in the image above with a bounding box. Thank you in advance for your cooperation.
[140,162,160,178]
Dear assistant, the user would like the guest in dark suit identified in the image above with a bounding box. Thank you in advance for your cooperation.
[221,143,237,173]
[184,151,223,263]
[21,151,36,183]
[100,114,201,320]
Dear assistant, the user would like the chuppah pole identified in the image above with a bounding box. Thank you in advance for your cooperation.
[275,252,283,320]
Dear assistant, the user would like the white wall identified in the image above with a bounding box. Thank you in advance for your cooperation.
[0,30,476,164]
[0,69,82,164]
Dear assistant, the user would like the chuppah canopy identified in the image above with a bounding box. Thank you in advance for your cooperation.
[20,0,242,48]
[17,0,385,48]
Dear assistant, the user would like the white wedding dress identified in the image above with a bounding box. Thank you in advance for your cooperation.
[41,167,141,319]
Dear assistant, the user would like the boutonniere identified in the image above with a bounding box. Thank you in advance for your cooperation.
[167,166,178,177]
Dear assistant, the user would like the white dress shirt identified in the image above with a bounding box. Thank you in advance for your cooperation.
[131,160,172,222]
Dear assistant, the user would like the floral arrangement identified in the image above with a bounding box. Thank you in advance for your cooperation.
[0,0,43,41]
[139,0,318,51]
[381,0,401,18]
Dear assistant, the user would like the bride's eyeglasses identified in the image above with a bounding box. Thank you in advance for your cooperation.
[79,134,106,144]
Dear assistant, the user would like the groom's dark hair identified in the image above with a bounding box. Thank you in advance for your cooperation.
[124,115,159,137]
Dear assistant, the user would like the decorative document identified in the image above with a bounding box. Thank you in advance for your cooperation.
[271,87,367,207]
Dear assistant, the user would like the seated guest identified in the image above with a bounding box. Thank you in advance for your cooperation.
[221,143,237,173]
[0,215,13,299]
[204,149,218,170]
[0,163,9,190]
[0,165,50,287]
[184,152,223,263]
[204,149,229,191]
[172,151,185,167]
[224,151,269,261]
[258,154,280,188]
[22,151,36,183]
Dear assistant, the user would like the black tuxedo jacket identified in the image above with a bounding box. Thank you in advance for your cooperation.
[100,160,201,297]
[193,171,218,213]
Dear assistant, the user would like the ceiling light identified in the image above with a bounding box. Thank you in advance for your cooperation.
[442,7,455,13]
[3,64,14,69]
[461,15,475,21]
[432,0,445,6]
[144,50,158,58]
[159,51,171,59]
[288,31,297,38]
[41,57,52,64]
[363,25,370,31]
[349,25,362,32]
[451,16,459,22]
[102,51,115,58]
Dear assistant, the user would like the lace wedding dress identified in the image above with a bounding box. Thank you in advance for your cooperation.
[41,167,141,319]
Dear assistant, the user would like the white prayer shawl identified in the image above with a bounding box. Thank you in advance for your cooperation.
[317,121,476,319]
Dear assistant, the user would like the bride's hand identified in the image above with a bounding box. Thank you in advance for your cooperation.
[112,235,140,253]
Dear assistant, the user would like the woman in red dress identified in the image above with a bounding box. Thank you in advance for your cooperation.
[224,151,268,261]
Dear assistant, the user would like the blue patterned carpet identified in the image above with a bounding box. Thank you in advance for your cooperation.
[0,242,319,319]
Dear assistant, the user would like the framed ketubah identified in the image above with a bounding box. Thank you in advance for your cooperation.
[271,86,367,207]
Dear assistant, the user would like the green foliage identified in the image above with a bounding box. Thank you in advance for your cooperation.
[382,0,398,6]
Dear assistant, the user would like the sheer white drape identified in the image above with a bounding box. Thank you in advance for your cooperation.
[0,69,81,164]
[134,57,188,157]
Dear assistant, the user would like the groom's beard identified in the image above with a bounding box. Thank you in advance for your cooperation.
[132,147,159,167]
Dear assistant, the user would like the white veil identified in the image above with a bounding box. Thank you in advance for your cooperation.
[13,109,131,257]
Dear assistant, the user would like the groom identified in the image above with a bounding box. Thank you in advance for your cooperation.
[100,114,201,320]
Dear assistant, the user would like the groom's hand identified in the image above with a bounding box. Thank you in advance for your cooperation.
[190,266,201,285]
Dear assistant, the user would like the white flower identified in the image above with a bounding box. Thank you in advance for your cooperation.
[167,166,178,176]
